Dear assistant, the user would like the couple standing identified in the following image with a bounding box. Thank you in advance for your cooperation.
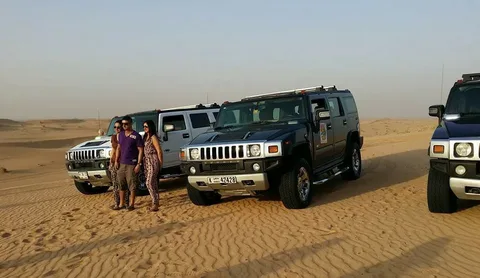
[109,116,163,212]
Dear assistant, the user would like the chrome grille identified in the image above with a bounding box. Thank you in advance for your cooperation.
[71,149,98,161]
[199,145,246,160]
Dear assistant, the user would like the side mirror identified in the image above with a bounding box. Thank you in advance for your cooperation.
[429,104,445,125]
[315,109,331,121]
[163,124,174,141]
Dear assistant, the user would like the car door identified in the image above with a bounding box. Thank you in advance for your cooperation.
[327,96,348,160]
[311,97,334,169]
[341,95,360,133]
[159,112,192,168]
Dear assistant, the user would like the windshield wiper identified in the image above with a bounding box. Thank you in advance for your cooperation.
[214,125,236,130]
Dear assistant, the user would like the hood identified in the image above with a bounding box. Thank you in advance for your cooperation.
[69,136,112,151]
[189,123,304,145]
[434,115,480,139]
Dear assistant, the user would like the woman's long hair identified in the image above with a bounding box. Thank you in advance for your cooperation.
[143,120,157,142]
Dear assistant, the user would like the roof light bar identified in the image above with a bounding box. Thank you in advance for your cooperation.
[462,72,480,82]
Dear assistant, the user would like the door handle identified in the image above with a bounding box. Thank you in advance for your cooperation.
[165,149,170,152]
[327,123,332,129]
[343,119,347,125]
[183,133,190,138]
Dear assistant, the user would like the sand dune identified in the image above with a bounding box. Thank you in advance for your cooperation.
[1,118,480,277]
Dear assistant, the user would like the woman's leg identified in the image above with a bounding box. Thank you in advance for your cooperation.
[109,164,120,208]
[145,158,159,210]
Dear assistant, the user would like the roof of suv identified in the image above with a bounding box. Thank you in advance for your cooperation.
[118,103,221,117]
[240,85,352,102]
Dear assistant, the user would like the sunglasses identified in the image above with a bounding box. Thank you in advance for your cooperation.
[114,125,121,129]
[143,125,149,128]
[122,122,130,126]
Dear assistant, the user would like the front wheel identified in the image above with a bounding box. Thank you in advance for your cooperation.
[278,157,313,209]
[187,183,221,206]
[427,167,457,213]
[341,142,362,180]
[74,181,109,195]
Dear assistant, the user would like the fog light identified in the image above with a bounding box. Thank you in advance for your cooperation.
[455,165,466,176]
[99,162,105,169]
[68,164,72,170]
[190,166,196,174]
[252,163,260,171]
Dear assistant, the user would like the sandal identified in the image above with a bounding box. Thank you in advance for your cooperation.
[127,205,135,211]
[111,204,125,210]
[149,205,159,212]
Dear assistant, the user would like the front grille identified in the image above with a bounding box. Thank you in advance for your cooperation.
[70,149,98,161]
[199,145,245,160]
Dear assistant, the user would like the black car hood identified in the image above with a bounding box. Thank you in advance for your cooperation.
[190,123,304,144]
[433,115,480,139]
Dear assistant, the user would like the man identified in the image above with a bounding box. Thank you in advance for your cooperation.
[115,115,144,210]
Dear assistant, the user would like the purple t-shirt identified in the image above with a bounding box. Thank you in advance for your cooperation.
[118,130,144,165]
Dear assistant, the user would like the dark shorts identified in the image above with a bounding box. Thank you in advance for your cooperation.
[117,164,139,192]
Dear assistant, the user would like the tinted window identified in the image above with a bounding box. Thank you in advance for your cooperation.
[342,96,357,113]
[213,112,218,120]
[189,113,210,128]
[163,115,186,131]
[311,98,327,111]
[327,97,343,117]
[131,114,158,132]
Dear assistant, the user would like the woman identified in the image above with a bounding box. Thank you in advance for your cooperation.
[142,120,163,211]
[110,120,130,210]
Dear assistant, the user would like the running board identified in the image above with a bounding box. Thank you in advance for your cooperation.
[312,167,349,185]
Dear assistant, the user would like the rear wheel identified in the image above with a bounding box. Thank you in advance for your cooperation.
[74,181,109,195]
[187,183,221,206]
[278,157,313,209]
[341,141,362,180]
[427,167,457,213]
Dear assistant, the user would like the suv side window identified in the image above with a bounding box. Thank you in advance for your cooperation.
[163,115,186,131]
[327,97,344,117]
[342,96,358,114]
[189,113,210,128]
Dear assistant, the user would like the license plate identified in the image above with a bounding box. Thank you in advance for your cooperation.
[78,172,89,179]
[207,176,237,184]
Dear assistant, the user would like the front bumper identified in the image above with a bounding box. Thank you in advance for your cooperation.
[450,177,480,200]
[67,170,111,186]
[187,173,270,193]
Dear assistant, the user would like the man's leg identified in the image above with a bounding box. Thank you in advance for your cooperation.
[117,164,128,208]
[126,164,138,209]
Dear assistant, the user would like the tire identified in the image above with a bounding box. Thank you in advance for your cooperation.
[187,183,221,206]
[278,157,313,209]
[74,181,110,195]
[341,141,362,180]
[427,167,457,213]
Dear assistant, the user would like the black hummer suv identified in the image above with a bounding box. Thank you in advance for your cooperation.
[427,72,480,213]
[180,85,363,209]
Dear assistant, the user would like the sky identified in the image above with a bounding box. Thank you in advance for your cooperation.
[1,0,479,120]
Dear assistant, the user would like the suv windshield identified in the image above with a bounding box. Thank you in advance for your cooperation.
[214,96,307,129]
[445,84,480,115]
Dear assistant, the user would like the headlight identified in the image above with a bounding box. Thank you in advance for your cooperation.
[190,148,200,160]
[249,144,261,157]
[65,153,68,160]
[455,143,473,157]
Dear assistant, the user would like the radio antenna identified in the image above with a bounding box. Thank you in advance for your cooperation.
[440,63,444,104]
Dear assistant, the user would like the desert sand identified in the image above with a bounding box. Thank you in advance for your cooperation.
[1,118,480,278]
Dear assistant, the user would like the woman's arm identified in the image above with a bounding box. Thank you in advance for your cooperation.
[152,136,163,166]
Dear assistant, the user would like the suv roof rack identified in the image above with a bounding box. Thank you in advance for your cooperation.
[462,72,480,82]
[160,102,220,111]
[242,85,340,101]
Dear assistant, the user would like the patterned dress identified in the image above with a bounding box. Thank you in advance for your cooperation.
[143,135,161,206]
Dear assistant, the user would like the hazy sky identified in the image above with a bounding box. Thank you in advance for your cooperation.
[1,0,479,120]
